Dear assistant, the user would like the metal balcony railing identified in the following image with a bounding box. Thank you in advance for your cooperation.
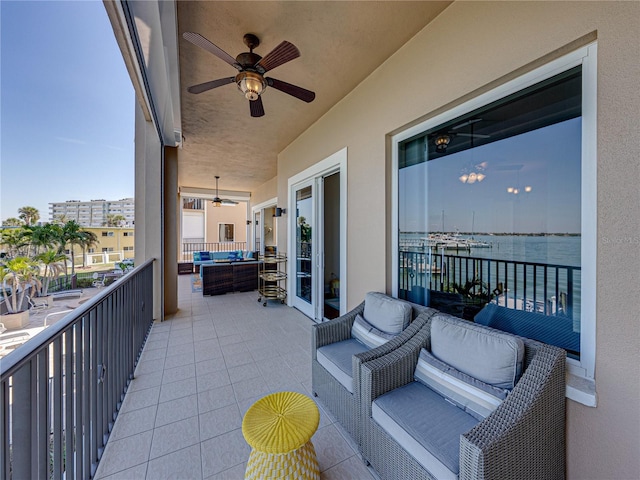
[0,259,155,479]
[398,249,580,320]
[180,242,247,262]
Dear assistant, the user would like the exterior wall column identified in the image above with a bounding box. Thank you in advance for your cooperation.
[134,101,163,321]
[164,145,178,314]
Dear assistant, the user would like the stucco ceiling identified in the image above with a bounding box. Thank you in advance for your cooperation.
[176,1,450,193]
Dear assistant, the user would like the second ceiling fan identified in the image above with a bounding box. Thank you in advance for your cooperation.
[183,32,315,117]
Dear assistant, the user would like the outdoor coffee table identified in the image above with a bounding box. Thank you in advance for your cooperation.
[242,391,320,479]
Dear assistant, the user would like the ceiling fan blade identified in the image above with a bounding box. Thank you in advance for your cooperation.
[256,41,300,72]
[250,97,265,117]
[266,77,315,103]
[452,118,482,130]
[183,32,242,70]
[187,77,235,94]
[455,133,491,139]
[221,199,239,206]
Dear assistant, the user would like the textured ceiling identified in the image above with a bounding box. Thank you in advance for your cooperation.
[177,1,450,193]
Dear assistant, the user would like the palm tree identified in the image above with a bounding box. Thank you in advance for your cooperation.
[2,217,23,226]
[52,214,70,225]
[78,230,98,268]
[105,214,126,227]
[59,221,84,277]
[24,223,62,257]
[0,227,30,257]
[35,249,67,296]
[18,206,40,226]
[0,256,41,313]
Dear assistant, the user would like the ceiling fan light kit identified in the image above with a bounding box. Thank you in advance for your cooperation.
[236,71,266,100]
[183,31,315,117]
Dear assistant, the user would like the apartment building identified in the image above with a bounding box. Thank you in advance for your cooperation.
[49,198,135,227]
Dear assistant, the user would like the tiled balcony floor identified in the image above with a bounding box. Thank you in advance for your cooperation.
[94,275,376,479]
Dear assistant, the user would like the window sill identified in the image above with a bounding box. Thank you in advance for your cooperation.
[566,372,597,407]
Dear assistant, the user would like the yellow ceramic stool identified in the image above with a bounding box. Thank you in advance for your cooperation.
[242,391,320,479]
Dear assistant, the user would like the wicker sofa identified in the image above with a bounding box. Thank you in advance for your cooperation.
[311,292,438,443]
[359,311,566,480]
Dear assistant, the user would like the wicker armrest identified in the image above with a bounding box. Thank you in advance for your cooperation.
[460,342,566,480]
[312,301,365,354]
[360,326,431,416]
[353,311,436,397]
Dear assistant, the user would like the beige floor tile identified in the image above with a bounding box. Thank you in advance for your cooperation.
[321,455,376,480]
[312,424,356,473]
[146,444,203,480]
[164,351,195,369]
[128,371,163,392]
[199,403,242,441]
[227,362,261,384]
[159,376,197,403]
[150,415,200,459]
[205,462,246,480]
[94,430,153,478]
[110,404,157,441]
[201,429,250,478]
[195,358,226,377]
[162,363,196,384]
[120,386,161,413]
[96,462,148,480]
[196,369,231,393]
[232,377,271,402]
[155,394,198,427]
[197,385,237,414]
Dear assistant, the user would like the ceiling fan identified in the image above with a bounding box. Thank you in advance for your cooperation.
[212,176,238,207]
[433,119,491,153]
[183,32,315,117]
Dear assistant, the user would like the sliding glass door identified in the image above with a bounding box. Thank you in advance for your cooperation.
[293,182,314,318]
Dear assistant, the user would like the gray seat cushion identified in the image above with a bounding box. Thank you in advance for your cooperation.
[431,314,525,389]
[373,381,479,478]
[364,292,412,334]
[317,339,369,393]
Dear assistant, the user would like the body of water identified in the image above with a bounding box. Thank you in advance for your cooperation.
[400,233,581,267]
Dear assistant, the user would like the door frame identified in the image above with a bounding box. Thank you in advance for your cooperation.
[251,197,277,253]
[287,147,347,320]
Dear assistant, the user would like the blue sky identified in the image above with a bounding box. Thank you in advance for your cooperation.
[1,0,134,223]
[399,118,582,234]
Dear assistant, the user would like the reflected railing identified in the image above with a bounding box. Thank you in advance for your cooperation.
[398,249,580,320]
[0,260,155,479]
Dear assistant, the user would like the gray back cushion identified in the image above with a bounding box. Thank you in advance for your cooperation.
[364,292,412,334]
[430,314,525,389]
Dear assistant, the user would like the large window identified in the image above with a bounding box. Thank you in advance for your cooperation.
[393,45,596,385]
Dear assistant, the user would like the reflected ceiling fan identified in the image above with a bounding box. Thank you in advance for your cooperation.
[212,176,238,207]
[183,32,315,117]
[433,119,491,153]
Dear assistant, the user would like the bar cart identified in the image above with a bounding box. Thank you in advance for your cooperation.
[258,253,287,306]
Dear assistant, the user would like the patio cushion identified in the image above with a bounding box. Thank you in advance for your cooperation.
[199,251,211,261]
[414,349,508,420]
[431,314,525,389]
[316,339,369,393]
[352,314,398,349]
[373,381,479,478]
[363,292,412,334]
[193,252,201,261]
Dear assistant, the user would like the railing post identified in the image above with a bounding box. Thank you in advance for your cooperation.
[11,362,33,479]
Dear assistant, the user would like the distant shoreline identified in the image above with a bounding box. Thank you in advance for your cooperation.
[400,232,581,237]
